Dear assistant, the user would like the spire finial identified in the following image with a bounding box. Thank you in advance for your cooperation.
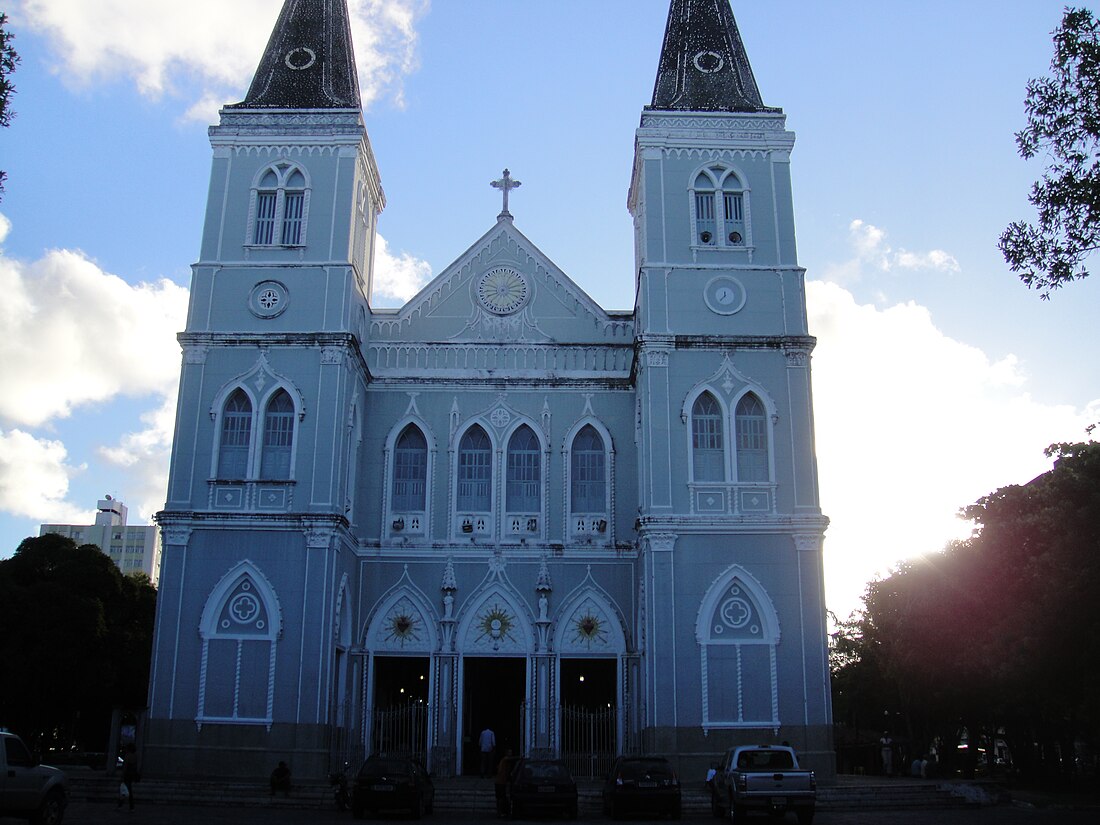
[490,169,522,221]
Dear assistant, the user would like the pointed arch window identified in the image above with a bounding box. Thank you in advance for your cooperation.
[692,392,725,482]
[392,425,428,512]
[457,426,492,512]
[260,390,295,479]
[735,393,768,482]
[693,167,748,247]
[570,425,606,514]
[218,390,253,479]
[249,162,309,247]
[506,425,541,513]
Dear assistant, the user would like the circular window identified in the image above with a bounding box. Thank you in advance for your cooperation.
[693,51,725,74]
[249,280,290,319]
[476,267,529,315]
[284,47,316,71]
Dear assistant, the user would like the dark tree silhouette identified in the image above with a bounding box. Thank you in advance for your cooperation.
[0,13,19,200]
[1000,8,1100,298]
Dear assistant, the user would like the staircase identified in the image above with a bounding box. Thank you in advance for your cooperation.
[68,773,984,815]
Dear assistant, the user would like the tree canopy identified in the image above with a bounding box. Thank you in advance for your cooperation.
[999,7,1100,298]
[832,441,1100,780]
[0,13,18,200]
[0,534,157,752]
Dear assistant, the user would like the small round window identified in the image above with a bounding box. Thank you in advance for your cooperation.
[249,280,290,319]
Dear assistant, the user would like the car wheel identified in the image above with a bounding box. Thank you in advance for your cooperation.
[31,789,65,825]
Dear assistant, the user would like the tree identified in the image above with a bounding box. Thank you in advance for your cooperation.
[0,535,157,753]
[0,12,19,200]
[999,8,1100,298]
[832,441,1100,781]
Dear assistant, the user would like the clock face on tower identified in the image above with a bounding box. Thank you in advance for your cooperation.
[477,267,529,315]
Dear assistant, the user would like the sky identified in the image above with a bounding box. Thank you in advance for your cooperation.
[1,0,1097,620]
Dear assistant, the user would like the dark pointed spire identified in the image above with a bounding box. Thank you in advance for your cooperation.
[650,0,774,113]
[230,0,362,109]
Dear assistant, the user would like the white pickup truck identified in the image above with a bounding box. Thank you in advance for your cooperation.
[710,745,815,824]
[0,731,69,825]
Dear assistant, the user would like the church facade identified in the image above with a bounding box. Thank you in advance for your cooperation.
[146,0,833,781]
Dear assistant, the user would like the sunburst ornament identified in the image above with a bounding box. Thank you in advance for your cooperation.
[476,602,515,650]
[385,610,421,648]
[573,611,608,648]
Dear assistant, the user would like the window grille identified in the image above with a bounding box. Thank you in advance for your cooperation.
[735,394,768,482]
[570,426,606,513]
[219,390,252,478]
[506,426,541,513]
[260,390,294,479]
[457,427,492,512]
[692,393,725,481]
[392,426,427,511]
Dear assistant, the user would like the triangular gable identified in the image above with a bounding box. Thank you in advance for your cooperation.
[370,221,633,346]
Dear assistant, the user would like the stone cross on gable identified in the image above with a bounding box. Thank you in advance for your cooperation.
[490,168,522,220]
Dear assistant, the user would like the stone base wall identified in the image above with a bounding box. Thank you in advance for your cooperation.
[142,719,333,780]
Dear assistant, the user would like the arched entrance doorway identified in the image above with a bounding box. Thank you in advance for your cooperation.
[461,657,527,775]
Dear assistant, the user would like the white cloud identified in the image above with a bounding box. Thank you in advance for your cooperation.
[17,0,427,120]
[0,428,91,523]
[0,239,189,428]
[372,234,433,304]
[824,219,960,285]
[99,393,178,524]
[808,280,1092,618]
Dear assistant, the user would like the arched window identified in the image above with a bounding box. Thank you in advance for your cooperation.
[735,393,768,482]
[260,390,294,479]
[570,425,606,513]
[692,393,725,481]
[693,167,747,247]
[218,389,252,478]
[457,426,492,512]
[250,162,309,246]
[392,425,428,512]
[506,425,541,513]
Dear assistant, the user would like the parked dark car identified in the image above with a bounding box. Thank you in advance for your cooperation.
[351,756,434,819]
[507,758,578,819]
[602,756,681,819]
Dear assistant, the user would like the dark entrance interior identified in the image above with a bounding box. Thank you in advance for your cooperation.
[559,658,616,709]
[463,657,525,774]
[560,658,618,779]
[373,657,430,758]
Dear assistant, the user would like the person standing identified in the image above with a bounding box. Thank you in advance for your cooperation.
[479,726,496,778]
[495,748,517,817]
[118,743,139,810]
[879,732,894,776]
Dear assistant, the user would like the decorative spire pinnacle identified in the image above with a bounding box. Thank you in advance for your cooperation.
[490,169,522,221]
[650,0,775,113]
[231,0,362,110]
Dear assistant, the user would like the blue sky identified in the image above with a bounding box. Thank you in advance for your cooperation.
[1,0,1097,618]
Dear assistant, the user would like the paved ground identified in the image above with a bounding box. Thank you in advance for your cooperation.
[11,799,1097,825]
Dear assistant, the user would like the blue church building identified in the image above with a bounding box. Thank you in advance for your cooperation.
[146,0,833,780]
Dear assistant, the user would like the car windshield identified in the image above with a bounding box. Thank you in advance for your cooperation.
[359,759,413,777]
[736,750,795,770]
[620,759,672,778]
[520,762,571,781]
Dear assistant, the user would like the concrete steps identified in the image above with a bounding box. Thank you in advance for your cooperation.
[68,773,983,814]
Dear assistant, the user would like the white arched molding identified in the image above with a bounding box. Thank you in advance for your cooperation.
[450,418,499,541]
[196,560,283,729]
[562,417,615,547]
[363,574,440,655]
[455,585,535,656]
[382,415,437,542]
[681,358,779,517]
[245,159,313,247]
[208,354,307,511]
[553,584,627,657]
[500,417,548,543]
[687,161,754,253]
[695,565,780,733]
